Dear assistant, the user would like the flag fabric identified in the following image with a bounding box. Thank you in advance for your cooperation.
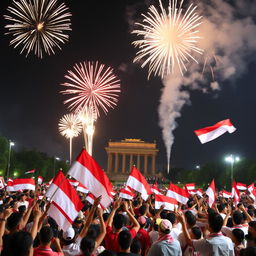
[37,176,43,185]
[85,193,104,209]
[77,183,89,194]
[185,183,195,190]
[68,179,79,187]
[166,183,190,205]
[7,178,35,191]
[25,169,36,174]
[119,187,134,200]
[236,182,247,191]
[68,149,113,208]
[205,179,216,207]
[6,179,14,192]
[126,167,152,201]
[0,177,5,189]
[188,188,203,197]
[194,119,236,144]
[248,183,254,193]
[232,181,240,205]
[46,171,83,231]
[155,194,178,211]
[220,190,232,199]
[151,183,162,195]
[249,189,256,202]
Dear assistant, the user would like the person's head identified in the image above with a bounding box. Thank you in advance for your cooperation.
[232,228,244,245]
[62,227,75,245]
[7,212,23,232]
[9,231,33,256]
[139,204,147,216]
[158,219,172,234]
[103,213,109,222]
[137,216,147,228]
[18,205,26,214]
[185,211,196,227]
[166,212,176,225]
[130,238,142,255]
[113,213,125,230]
[217,203,227,213]
[191,226,202,240]
[187,200,194,208]
[39,226,53,245]
[98,250,117,256]
[80,236,95,256]
[233,210,243,225]
[208,212,224,233]
[118,230,132,251]
[240,247,256,256]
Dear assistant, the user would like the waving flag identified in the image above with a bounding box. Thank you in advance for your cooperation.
[119,187,134,200]
[151,183,162,195]
[77,183,89,194]
[166,183,190,205]
[236,182,247,191]
[232,181,240,205]
[37,176,43,185]
[126,167,152,201]
[206,179,216,207]
[68,149,113,208]
[46,171,83,231]
[155,194,178,211]
[194,119,236,144]
[25,169,35,174]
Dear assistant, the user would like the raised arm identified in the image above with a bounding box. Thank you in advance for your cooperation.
[177,211,193,246]
[0,209,12,249]
[123,201,140,233]
[106,198,121,227]
[95,207,106,248]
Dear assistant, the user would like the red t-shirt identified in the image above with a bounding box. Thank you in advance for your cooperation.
[33,246,63,256]
[136,228,151,256]
[104,226,137,252]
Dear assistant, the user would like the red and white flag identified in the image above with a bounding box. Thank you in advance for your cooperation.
[151,183,162,195]
[77,183,89,194]
[7,178,35,191]
[248,183,254,193]
[37,176,43,185]
[185,183,195,190]
[126,167,152,201]
[85,193,104,209]
[6,179,14,192]
[249,189,256,203]
[68,179,79,187]
[25,169,36,174]
[166,183,190,205]
[46,171,83,231]
[0,177,5,189]
[119,187,135,200]
[155,194,178,211]
[68,149,113,208]
[236,182,247,191]
[205,179,216,207]
[232,181,240,205]
[220,190,232,199]
[196,188,203,197]
[194,119,236,144]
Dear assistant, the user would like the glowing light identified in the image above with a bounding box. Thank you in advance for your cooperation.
[61,61,120,118]
[132,0,203,78]
[4,0,72,58]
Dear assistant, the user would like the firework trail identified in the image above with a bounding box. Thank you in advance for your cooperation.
[4,0,72,58]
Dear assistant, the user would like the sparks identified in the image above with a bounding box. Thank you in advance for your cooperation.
[132,0,203,78]
[4,0,72,58]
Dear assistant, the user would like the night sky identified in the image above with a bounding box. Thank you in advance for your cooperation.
[0,0,255,172]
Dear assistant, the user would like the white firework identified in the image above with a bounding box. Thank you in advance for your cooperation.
[132,0,203,78]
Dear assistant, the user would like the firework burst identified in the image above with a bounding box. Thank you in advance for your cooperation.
[132,0,203,78]
[4,0,72,58]
[61,61,121,118]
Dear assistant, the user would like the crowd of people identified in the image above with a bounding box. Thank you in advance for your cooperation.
[0,184,256,256]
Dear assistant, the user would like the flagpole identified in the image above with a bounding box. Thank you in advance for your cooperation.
[70,137,72,164]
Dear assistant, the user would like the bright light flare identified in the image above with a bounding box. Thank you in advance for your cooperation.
[61,61,121,118]
[132,0,203,78]
[4,0,72,58]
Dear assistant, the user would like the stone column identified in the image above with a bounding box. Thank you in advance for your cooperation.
[151,154,156,175]
[122,153,126,173]
[137,154,140,170]
[129,154,133,172]
[114,153,119,173]
[144,154,148,175]
[107,152,112,173]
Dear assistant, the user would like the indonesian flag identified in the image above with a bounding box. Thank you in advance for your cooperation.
[46,171,83,231]
[194,119,236,144]
[119,187,135,200]
[68,149,113,208]
[68,179,79,187]
[220,190,232,199]
[196,188,203,197]
[37,176,43,185]
[151,183,162,195]
[6,179,14,192]
[8,178,35,191]
[249,189,256,202]
[85,193,104,209]
[232,181,240,205]
[236,182,247,191]
[126,167,152,201]
[185,183,195,190]
[25,169,36,174]
[166,183,190,205]
[155,194,178,211]
[188,188,203,197]
[77,183,89,194]
[248,183,254,193]
[205,179,216,207]
[0,177,5,189]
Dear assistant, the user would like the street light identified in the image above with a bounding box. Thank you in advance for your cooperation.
[225,154,240,187]
[196,165,200,170]
[53,156,60,177]
[7,140,15,180]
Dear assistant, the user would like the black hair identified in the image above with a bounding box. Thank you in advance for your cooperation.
[240,247,256,256]
[103,213,110,222]
[118,230,132,250]
[87,224,100,239]
[139,204,147,215]
[80,236,95,256]
[18,205,27,214]
[217,203,226,213]
[130,238,141,254]
[166,212,176,225]
[39,226,53,245]
[185,211,196,227]
[208,212,223,233]
[233,211,243,225]
[160,210,168,219]
[113,214,125,230]
[232,228,245,244]
[187,200,194,208]
[7,212,23,231]
[98,250,117,256]
[9,231,33,256]
[191,226,202,240]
